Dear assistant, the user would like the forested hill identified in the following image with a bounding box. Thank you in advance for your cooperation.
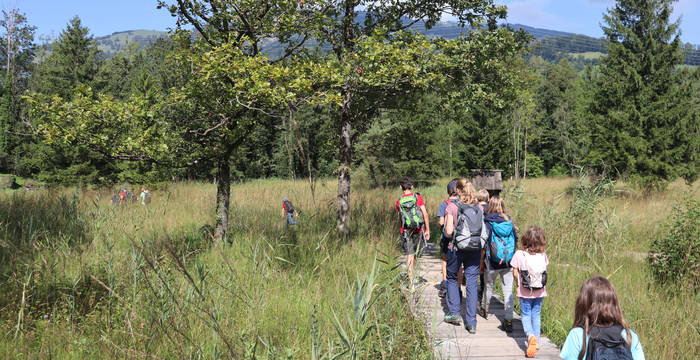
[93,23,700,65]
[95,30,166,56]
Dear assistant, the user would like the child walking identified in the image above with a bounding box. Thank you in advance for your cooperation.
[481,196,517,332]
[560,276,645,360]
[511,226,548,358]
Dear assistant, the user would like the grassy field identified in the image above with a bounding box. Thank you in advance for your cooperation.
[0,180,431,359]
[502,177,700,359]
[568,51,605,60]
[1,177,698,359]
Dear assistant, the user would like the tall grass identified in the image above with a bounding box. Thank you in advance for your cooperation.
[0,180,431,359]
[504,177,700,359]
[2,176,697,359]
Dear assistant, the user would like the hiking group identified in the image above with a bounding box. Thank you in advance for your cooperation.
[396,177,645,359]
[111,187,151,206]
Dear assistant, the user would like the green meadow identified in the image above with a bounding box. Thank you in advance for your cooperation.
[1,177,698,359]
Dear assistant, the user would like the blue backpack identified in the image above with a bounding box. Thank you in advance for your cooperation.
[486,221,516,269]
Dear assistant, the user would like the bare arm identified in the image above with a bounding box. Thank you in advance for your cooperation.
[420,205,430,240]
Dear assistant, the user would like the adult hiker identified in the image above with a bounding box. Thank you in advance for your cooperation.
[476,188,490,308]
[560,276,645,360]
[139,187,151,206]
[443,178,487,333]
[437,178,461,298]
[396,177,430,282]
[481,196,517,333]
[282,197,299,226]
[119,188,128,205]
[111,190,120,207]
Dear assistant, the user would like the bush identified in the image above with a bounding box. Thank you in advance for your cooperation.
[548,164,569,177]
[648,200,700,293]
[525,153,544,178]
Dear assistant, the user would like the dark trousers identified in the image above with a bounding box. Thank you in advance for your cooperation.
[446,248,481,327]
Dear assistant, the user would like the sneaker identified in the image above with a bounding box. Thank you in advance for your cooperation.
[444,314,462,326]
[526,335,538,358]
[466,325,476,334]
[438,288,447,298]
[478,306,488,320]
[503,320,513,333]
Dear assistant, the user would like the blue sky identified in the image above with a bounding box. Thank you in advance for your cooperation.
[9,0,174,41]
[497,0,700,43]
[10,0,700,44]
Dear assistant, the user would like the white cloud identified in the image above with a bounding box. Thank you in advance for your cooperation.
[498,0,563,27]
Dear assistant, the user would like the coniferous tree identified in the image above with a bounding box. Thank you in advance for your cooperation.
[587,0,699,189]
[20,17,108,185]
[30,16,101,99]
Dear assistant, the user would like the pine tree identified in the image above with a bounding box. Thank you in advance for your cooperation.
[31,16,100,98]
[22,17,109,185]
[587,0,699,189]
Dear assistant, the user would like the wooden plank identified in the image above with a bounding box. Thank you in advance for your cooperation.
[406,245,560,360]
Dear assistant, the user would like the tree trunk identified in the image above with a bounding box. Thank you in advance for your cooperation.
[337,89,352,235]
[523,129,528,179]
[214,156,231,241]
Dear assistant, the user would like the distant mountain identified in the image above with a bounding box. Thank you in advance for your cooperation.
[95,30,167,57]
[92,23,700,66]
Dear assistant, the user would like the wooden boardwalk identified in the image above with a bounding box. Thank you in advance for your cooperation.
[407,245,560,360]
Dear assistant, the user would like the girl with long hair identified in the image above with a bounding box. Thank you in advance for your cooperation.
[443,178,487,334]
[480,196,517,332]
[560,276,645,360]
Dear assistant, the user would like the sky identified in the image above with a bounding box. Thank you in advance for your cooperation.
[7,0,700,44]
[496,0,700,44]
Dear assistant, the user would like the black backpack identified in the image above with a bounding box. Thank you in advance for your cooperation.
[585,325,633,360]
[284,200,295,213]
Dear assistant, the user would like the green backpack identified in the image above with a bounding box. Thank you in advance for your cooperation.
[398,194,424,231]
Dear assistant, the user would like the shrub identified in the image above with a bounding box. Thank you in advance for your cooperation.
[648,200,700,293]
[525,153,544,178]
[548,164,569,177]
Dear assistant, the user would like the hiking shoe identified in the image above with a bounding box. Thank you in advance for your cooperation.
[526,335,538,358]
[444,314,462,326]
[478,306,488,320]
[438,287,447,298]
[466,325,476,334]
[504,320,513,333]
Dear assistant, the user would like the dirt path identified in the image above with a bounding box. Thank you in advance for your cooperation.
[408,245,561,359]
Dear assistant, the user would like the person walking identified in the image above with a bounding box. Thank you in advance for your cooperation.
[139,187,150,206]
[396,177,430,282]
[476,189,490,308]
[442,179,486,334]
[559,276,645,360]
[437,178,460,298]
[480,196,517,332]
[512,226,549,358]
[282,197,299,226]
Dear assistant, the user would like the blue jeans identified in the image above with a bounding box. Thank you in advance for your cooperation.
[286,213,298,225]
[446,248,481,327]
[520,297,543,340]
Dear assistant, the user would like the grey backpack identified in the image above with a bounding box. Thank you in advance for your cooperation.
[453,204,483,251]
